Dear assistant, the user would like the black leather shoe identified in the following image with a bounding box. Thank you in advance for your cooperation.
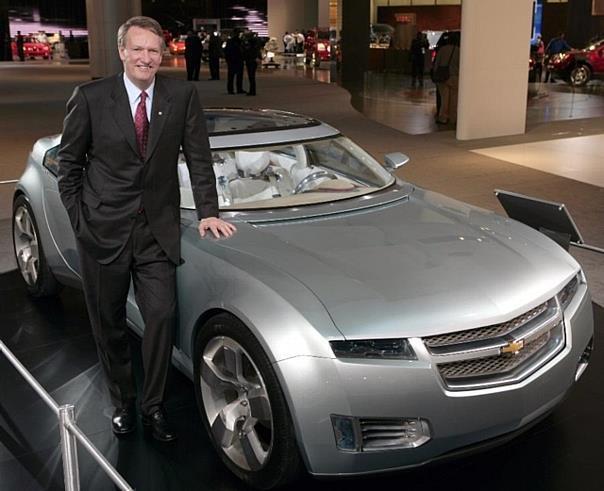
[142,409,177,442]
[112,406,136,435]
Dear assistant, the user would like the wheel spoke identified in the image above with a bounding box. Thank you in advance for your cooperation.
[201,356,239,390]
[15,210,32,240]
[247,387,272,423]
[16,249,27,270]
[211,410,237,448]
[240,429,268,470]
[220,398,247,432]
[26,256,38,284]
[30,242,39,260]
[223,344,245,382]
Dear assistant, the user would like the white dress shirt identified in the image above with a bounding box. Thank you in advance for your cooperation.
[123,73,155,122]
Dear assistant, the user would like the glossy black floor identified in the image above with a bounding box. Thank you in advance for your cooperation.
[1,269,602,491]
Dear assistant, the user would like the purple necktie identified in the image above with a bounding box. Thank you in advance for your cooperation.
[134,91,149,158]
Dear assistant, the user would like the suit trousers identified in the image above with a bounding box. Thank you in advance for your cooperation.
[77,211,176,415]
[245,60,258,95]
[209,56,220,80]
[227,62,244,94]
[186,56,201,81]
[437,75,459,124]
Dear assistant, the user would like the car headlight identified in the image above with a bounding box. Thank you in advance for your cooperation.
[557,273,581,310]
[330,338,417,360]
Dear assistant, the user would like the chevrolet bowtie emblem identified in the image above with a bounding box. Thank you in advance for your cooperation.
[501,339,525,355]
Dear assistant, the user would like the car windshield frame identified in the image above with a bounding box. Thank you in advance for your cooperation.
[179,135,395,211]
[204,109,322,137]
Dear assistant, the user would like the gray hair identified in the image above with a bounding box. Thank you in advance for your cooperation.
[117,16,165,49]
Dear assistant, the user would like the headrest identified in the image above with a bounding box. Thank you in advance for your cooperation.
[235,151,270,176]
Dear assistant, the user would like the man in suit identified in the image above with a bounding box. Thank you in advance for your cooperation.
[242,32,262,96]
[224,29,244,94]
[184,30,202,81]
[57,16,236,442]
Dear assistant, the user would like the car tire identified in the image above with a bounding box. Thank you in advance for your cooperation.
[194,313,303,490]
[569,65,591,87]
[12,195,62,297]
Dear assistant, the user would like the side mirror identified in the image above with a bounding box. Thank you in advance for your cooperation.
[384,152,410,172]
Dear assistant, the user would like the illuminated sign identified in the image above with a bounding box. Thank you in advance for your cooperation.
[395,13,416,24]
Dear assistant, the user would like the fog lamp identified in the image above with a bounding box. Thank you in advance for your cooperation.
[331,415,359,451]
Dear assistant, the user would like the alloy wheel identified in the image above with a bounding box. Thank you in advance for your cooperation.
[200,336,274,472]
[570,66,589,86]
[13,204,40,286]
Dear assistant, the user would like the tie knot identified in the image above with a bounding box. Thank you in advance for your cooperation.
[140,91,147,103]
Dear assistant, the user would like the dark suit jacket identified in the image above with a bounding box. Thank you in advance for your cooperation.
[185,34,202,60]
[57,73,218,265]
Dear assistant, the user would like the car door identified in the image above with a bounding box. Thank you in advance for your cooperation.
[41,145,80,275]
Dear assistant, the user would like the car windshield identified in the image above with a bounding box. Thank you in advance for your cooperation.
[178,136,394,210]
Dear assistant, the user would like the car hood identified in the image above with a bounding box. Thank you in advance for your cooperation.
[217,188,580,339]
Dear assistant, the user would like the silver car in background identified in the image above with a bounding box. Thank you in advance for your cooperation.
[12,109,594,489]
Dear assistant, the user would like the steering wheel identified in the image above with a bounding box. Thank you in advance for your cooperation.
[293,170,339,194]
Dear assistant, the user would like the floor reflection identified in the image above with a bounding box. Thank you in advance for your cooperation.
[163,52,604,136]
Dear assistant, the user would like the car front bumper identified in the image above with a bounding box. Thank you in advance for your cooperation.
[276,284,594,476]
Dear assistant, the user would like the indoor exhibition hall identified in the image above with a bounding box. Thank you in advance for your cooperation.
[0,1,602,490]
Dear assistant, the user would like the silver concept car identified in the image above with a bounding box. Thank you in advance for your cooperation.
[12,109,594,489]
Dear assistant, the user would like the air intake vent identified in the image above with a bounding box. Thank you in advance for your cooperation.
[359,418,430,450]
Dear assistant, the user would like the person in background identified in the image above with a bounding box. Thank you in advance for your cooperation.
[208,31,221,80]
[184,30,202,81]
[532,34,545,82]
[433,31,460,125]
[544,32,572,83]
[283,31,293,53]
[295,30,305,54]
[242,31,262,96]
[224,29,244,94]
[16,31,24,61]
[410,31,429,88]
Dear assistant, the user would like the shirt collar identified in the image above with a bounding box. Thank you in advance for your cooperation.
[123,73,155,105]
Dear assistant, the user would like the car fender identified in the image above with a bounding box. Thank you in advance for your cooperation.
[179,223,343,365]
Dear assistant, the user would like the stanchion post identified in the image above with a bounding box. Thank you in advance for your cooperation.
[59,404,80,491]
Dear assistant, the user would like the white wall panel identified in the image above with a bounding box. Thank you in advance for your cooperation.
[456,0,533,140]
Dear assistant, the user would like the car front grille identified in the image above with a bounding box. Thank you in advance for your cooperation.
[424,302,549,349]
[423,292,570,391]
[438,323,562,379]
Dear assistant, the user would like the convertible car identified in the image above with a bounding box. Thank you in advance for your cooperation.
[12,109,594,489]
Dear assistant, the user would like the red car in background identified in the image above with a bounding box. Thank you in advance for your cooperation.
[169,35,186,55]
[547,37,604,86]
[11,36,51,60]
[304,28,331,67]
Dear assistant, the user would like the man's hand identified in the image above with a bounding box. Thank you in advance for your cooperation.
[198,217,237,239]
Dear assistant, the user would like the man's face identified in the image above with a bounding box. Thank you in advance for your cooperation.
[119,26,163,89]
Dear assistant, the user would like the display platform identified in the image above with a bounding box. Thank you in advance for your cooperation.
[0,268,602,491]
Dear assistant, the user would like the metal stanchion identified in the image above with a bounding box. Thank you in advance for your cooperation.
[59,404,80,491]
[0,340,133,491]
